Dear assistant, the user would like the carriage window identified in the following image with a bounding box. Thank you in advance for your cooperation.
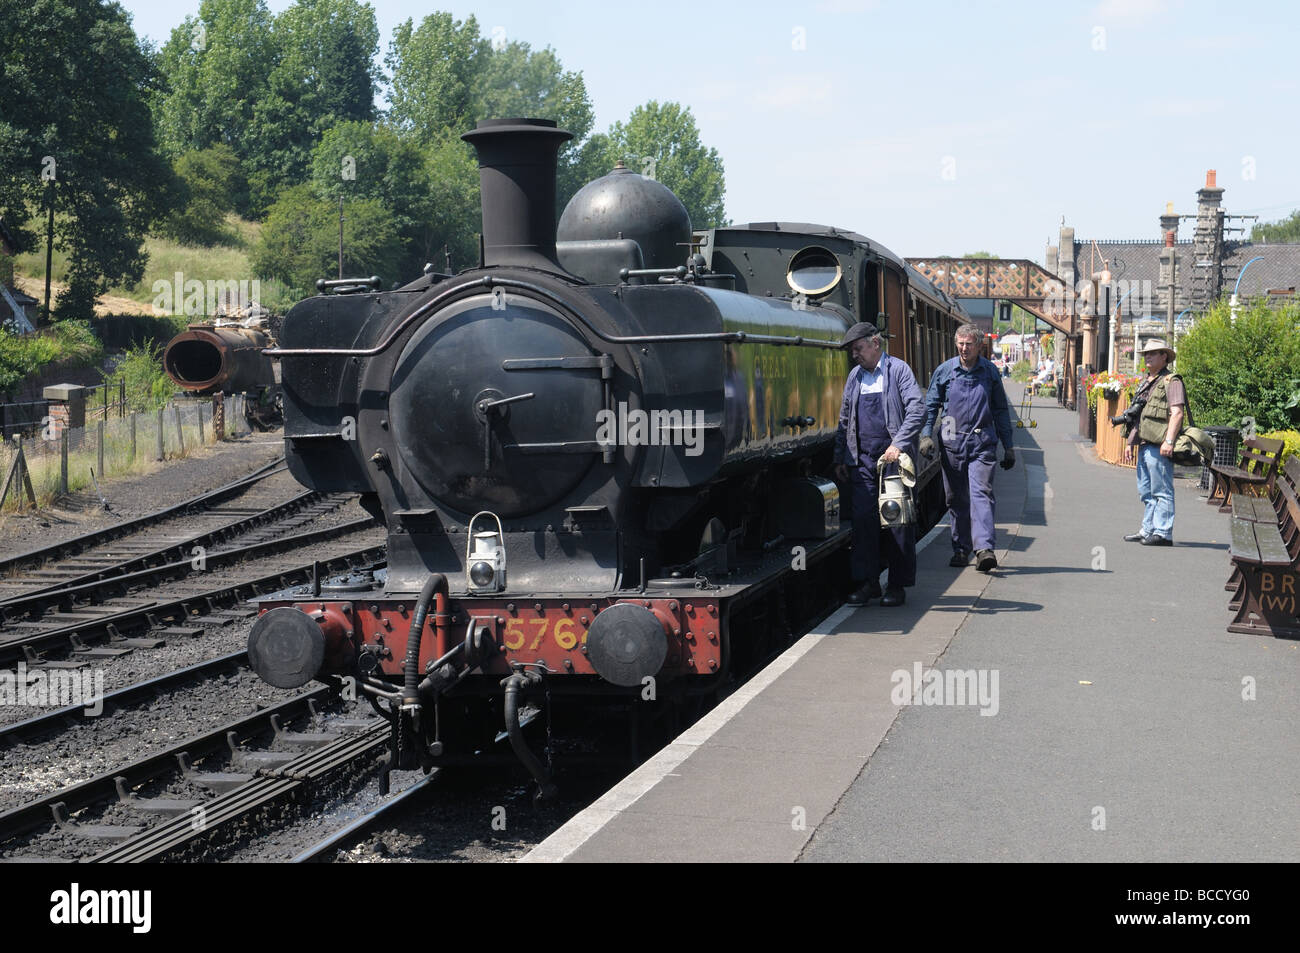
[786,246,842,296]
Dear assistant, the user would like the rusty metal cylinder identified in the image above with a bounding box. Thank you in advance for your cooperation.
[163,325,275,395]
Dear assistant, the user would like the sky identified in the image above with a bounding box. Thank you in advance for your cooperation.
[119,0,1300,263]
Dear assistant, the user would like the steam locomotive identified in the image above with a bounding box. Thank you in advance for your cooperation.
[246,118,969,794]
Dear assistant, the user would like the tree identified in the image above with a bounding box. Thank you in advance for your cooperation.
[252,183,403,294]
[385,12,484,143]
[585,102,728,228]
[154,0,380,215]
[1176,299,1300,430]
[1251,209,1300,244]
[309,120,479,277]
[161,144,243,246]
[152,0,277,162]
[963,251,999,259]
[244,0,380,200]
[0,0,173,318]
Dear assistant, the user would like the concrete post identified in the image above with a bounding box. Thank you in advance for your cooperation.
[130,413,137,462]
[156,407,165,461]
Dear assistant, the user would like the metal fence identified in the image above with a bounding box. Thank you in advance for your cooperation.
[0,378,132,440]
[0,395,249,510]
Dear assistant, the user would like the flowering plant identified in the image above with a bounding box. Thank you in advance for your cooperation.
[1084,371,1142,411]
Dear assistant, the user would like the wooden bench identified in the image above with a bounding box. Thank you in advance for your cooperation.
[1226,454,1300,638]
[1208,436,1285,514]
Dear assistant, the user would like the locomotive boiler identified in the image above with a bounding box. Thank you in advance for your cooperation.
[162,322,281,428]
[248,118,963,794]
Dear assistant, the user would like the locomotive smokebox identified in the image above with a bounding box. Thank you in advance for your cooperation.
[163,325,275,396]
[462,118,573,271]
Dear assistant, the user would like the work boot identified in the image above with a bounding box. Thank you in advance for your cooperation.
[1123,532,1148,543]
[949,549,970,568]
[845,581,882,606]
[975,549,998,572]
[880,588,906,607]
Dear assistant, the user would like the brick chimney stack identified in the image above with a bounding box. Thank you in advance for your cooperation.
[1159,200,1180,242]
[1192,169,1225,309]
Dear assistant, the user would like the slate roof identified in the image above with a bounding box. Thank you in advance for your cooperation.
[1068,239,1300,317]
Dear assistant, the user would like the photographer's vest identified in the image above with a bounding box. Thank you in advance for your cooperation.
[1136,373,1180,446]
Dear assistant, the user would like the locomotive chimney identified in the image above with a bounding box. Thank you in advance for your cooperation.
[461,118,573,271]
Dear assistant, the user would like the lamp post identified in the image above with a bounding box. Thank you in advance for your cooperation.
[1110,285,1137,374]
[1230,256,1264,322]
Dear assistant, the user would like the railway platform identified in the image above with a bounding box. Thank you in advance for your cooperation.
[524,383,1299,863]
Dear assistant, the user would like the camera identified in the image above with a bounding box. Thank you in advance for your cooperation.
[1110,397,1146,428]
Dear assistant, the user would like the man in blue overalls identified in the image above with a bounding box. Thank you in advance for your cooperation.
[834,322,925,606]
[920,325,1015,573]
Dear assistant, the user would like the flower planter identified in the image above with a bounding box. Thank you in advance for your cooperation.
[1095,392,1135,468]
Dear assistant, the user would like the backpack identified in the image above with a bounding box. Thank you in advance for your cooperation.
[1170,395,1214,467]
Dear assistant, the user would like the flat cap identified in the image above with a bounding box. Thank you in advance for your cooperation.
[840,322,884,348]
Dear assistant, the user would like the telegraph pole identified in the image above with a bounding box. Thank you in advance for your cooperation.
[43,181,55,324]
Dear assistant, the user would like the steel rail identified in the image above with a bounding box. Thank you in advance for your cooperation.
[0,532,387,667]
[0,489,328,606]
[0,514,379,626]
[0,650,248,748]
[0,686,333,848]
[93,724,389,863]
[0,456,287,574]
[292,770,436,862]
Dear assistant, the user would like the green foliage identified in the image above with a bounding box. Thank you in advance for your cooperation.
[152,0,277,164]
[384,13,600,223]
[0,320,103,397]
[1260,429,1300,466]
[153,0,379,215]
[1176,300,1300,430]
[963,251,999,259]
[1251,210,1300,244]
[308,121,478,276]
[0,0,173,319]
[252,183,402,294]
[1010,360,1033,383]
[385,12,484,142]
[245,0,380,191]
[161,145,244,246]
[113,342,173,411]
[587,102,728,228]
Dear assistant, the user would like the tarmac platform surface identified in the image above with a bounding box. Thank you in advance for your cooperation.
[524,383,1299,863]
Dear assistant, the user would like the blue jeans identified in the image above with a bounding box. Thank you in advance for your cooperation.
[1136,443,1174,539]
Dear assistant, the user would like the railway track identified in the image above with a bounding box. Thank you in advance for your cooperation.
[0,685,386,861]
[0,493,357,620]
[0,456,287,582]
[0,527,387,668]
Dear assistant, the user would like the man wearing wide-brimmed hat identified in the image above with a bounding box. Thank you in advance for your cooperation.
[833,322,925,607]
[1121,338,1187,546]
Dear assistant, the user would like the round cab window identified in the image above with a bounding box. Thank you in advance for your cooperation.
[786,246,842,296]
